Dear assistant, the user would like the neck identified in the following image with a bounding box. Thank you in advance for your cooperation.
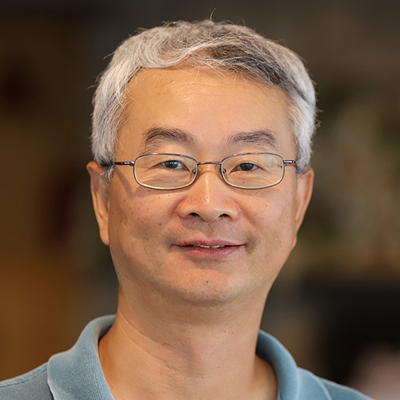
[99,287,276,400]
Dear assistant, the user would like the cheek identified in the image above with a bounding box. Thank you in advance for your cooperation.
[108,191,171,255]
[107,194,167,283]
[249,192,297,254]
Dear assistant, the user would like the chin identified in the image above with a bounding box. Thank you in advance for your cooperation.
[162,271,265,308]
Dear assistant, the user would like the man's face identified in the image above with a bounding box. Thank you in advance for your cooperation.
[89,67,313,305]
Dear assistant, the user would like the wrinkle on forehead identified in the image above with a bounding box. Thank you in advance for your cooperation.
[127,66,276,98]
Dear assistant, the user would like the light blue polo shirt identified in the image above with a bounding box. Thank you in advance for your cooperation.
[0,315,372,399]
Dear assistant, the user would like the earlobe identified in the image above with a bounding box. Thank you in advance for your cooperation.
[87,161,111,246]
[292,168,314,247]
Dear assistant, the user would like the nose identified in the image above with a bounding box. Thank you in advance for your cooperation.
[176,166,239,222]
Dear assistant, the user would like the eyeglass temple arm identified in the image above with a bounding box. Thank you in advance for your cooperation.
[113,161,135,166]
[283,160,296,166]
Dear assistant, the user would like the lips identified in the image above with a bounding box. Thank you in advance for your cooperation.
[191,244,227,249]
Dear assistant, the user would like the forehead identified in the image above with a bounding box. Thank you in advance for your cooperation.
[118,67,295,155]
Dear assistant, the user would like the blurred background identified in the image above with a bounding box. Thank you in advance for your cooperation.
[0,0,399,398]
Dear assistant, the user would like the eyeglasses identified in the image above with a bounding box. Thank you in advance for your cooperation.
[112,152,296,190]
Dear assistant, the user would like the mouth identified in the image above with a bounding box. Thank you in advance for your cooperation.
[173,240,244,258]
[177,240,240,248]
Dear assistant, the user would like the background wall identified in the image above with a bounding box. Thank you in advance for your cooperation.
[1,1,399,398]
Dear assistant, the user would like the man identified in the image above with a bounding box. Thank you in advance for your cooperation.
[0,20,372,399]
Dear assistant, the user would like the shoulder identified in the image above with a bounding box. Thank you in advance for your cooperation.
[0,364,53,400]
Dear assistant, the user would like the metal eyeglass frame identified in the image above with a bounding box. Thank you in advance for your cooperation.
[112,152,297,190]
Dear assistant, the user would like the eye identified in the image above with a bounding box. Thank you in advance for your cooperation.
[234,162,259,172]
[160,160,187,170]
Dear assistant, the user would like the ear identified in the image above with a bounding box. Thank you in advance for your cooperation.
[292,168,314,249]
[87,161,111,246]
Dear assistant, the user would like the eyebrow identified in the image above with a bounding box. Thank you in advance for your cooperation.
[140,126,277,152]
[141,127,195,151]
[227,129,277,149]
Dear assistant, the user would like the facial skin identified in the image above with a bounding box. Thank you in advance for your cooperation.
[88,67,313,309]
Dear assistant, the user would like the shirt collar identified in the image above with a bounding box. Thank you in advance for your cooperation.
[257,331,333,399]
[47,315,116,400]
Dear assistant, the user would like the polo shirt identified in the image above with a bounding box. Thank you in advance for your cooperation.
[0,315,372,399]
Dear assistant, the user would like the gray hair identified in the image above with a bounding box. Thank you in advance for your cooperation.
[91,20,316,179]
